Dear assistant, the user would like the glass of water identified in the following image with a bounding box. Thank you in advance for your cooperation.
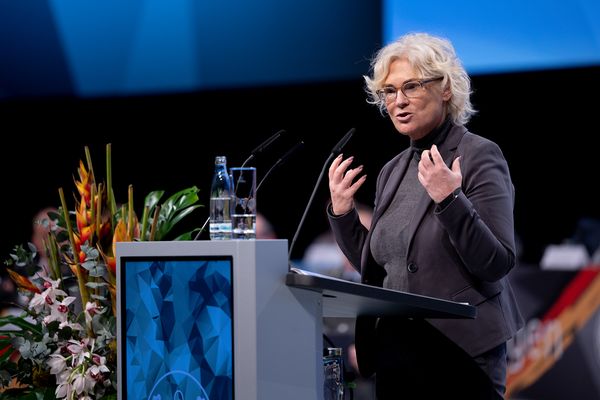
[230,167,256,239]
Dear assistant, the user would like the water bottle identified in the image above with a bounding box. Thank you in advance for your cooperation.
[323,347,344,400]
[209,156,232,240]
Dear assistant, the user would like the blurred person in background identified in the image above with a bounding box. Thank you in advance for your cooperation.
[31,207,58,270]
[255,212,277,239]
[1,207,57,315]
[303,203,372,282]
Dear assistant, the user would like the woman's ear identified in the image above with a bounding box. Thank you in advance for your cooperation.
[442,84,452,101]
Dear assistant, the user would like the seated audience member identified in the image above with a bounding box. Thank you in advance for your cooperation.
[1,207,57,315]
[31,207,58,268]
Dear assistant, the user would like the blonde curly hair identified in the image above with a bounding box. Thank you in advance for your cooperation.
[364,32,476,126]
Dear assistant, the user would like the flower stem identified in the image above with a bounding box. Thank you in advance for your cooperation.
[84,145,95,183]
[89,183,96,237]
[47,233,63,288]
[140,205,149,241]
[58,188,90,312]
[149,205,160,241]
[106,143,117,228]
[96,183,103,240]
[127,185,135,240]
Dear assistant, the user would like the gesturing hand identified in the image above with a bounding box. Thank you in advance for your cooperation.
[328,154,367,215]
[417,144,462,203]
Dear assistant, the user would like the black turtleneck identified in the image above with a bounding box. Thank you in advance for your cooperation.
[411,117,452,160]
[371,116,455,290]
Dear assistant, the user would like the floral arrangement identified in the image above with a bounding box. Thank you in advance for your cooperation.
[0,144,201,399]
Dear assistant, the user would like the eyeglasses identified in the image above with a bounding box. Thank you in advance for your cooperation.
[376,77,444,103]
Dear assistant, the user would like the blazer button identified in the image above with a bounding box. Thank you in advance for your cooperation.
[407,262,418,273]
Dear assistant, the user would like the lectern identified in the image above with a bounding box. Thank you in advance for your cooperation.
[116,240,474,400]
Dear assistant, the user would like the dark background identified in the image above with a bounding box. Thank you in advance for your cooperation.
[1,65,599,264]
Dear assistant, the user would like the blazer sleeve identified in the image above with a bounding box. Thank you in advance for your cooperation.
[435,137,516,282]
[327,206,367,272]
[327,156,393,272]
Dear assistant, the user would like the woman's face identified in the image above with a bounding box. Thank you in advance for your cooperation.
[383,58,450,140]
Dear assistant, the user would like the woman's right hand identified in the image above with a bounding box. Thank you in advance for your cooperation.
[328,154,367,215]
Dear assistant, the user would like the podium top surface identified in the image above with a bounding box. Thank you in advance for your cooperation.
[286,271,476,319]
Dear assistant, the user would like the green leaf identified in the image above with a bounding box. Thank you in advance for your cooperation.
[0,388,30,399]
[86,282,108,289]
[153,187,201,240]
[0,336,13,346]
[26,243,37,254]
[37,387,57,400]
[0,387,56,400]
[162,187,200,217]
[173,228,202,241]
[86,263,106,277]
[0,343,15,364]
[144,190,165,210]
[0,329,25,336]
[158,205,202,239]
[0,316,41,335]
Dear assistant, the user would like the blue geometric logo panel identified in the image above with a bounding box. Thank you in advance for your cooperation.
[123,257,233,400]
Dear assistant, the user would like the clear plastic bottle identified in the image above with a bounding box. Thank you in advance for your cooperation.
[209,156,232,240]
[323,347,344,400]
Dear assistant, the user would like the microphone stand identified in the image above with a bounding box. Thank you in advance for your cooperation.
[256,141,304,192]
[288,152,336,259]
[287,127,355,260]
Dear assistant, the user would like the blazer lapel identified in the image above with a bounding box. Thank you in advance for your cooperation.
[406,126,465,253]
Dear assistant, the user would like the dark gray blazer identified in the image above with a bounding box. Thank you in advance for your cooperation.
[328,123,524,377]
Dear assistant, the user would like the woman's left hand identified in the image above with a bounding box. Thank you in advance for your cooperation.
[417,144,462,203]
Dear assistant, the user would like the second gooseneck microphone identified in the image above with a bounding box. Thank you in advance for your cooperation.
[256,141,304,192]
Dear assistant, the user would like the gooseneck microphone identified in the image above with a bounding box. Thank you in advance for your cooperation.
[331,127,355,156]
[288,128,356,260]
[256,141,304,192]
[241,129,286,168]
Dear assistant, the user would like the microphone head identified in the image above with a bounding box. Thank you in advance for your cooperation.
[332,128,355,155]
[251,129,286,155]
[279,140,304,164]
[242,129,287,168]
